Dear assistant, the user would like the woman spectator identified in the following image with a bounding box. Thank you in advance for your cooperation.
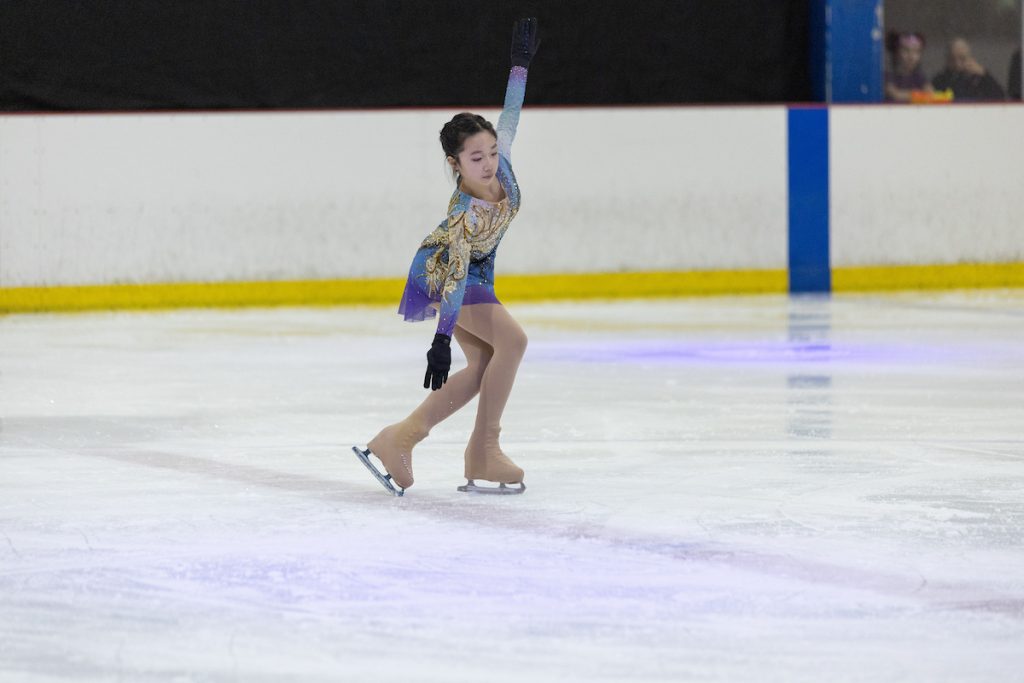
[885,31,932,103]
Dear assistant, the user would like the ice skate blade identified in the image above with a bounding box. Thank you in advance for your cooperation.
[457,479,526,495]
[352,446,404,497]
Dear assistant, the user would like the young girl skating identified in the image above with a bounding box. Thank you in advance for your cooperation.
[353,18,540,496]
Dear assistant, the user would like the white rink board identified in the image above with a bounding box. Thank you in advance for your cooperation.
[0,111,443,287]
[3,104,1023,290]
[830,104,1024,267]
[0,107,787,288]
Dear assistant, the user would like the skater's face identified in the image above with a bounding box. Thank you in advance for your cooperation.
[449,131,499,187]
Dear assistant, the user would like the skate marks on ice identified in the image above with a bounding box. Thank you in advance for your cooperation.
[108,438,1024,626]
[38,440,1024,622]
[4,443,1022,682]
[3,295,1024,680]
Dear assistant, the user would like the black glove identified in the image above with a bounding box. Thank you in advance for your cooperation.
[423,333,451,391]
[511,17,540,68]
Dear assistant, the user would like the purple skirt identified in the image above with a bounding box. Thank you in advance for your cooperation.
[398,245,502,325]
[398,280,500,323]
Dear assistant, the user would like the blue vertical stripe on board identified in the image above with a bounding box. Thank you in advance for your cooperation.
[787,107,831,294]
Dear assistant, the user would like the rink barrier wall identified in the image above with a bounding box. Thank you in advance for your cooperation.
[828,104,1024,273]
[0,269,789,314]
[2,264,1022,314]
[0,107,791,290]
[1,104,1022,314]
[832,263,1024,291]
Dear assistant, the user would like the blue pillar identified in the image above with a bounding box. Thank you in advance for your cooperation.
[788,107,831,294]
[810,0,883,103]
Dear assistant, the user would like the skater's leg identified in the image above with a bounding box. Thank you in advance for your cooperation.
[457,305,526,430]
[454,304,528,483]
[366,326,492,488]
[410,325,492,427]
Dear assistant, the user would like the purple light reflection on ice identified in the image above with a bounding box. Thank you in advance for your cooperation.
[531,339,959,365]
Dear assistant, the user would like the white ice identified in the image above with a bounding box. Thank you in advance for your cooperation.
[2,292,1023,682]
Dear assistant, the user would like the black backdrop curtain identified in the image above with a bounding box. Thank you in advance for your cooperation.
[0,0,811,111]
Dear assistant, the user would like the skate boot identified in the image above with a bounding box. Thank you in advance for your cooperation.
[358,417,429,493]
[458,427,526,495]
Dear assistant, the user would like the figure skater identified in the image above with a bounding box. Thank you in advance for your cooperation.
[353,18,540,496]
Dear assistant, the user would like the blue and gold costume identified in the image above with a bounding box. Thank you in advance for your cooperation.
[398,66,528,337]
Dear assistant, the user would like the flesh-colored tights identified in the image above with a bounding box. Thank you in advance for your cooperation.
[367,303,527,488]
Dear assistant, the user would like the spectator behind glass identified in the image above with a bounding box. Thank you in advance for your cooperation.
[885,31,932,102]
[932,37,1006,101]
[1009,48,1021,100]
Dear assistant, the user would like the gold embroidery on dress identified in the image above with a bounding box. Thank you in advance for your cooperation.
[469,199,516,256]
[419,184,520,302]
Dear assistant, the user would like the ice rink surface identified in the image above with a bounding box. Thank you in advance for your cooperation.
[2,291,1023,682]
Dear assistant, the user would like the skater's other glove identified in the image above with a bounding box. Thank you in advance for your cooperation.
[511,17,540,68]
[424,333,451,391]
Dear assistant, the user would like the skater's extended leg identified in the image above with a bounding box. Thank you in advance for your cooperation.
[366,326,492,488]
[455,304,528,484]
[415,325,492,425]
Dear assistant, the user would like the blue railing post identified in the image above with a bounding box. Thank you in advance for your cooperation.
[810,0,884,103]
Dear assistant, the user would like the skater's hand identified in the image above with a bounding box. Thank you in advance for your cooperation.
[511,17,540,68]
[424,333,451,391]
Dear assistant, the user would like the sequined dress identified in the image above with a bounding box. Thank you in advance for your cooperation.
[398,66,528,337]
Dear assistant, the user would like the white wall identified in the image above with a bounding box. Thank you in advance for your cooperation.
[830,104,1024,267]
[0,111,440,287]
[0,107,788,288]
[1,103,1022,290]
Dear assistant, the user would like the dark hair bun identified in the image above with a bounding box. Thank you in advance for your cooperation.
[440,113,497,158]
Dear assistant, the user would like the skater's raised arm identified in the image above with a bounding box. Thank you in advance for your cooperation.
[418,18,539,393]
[496,17,539,159]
